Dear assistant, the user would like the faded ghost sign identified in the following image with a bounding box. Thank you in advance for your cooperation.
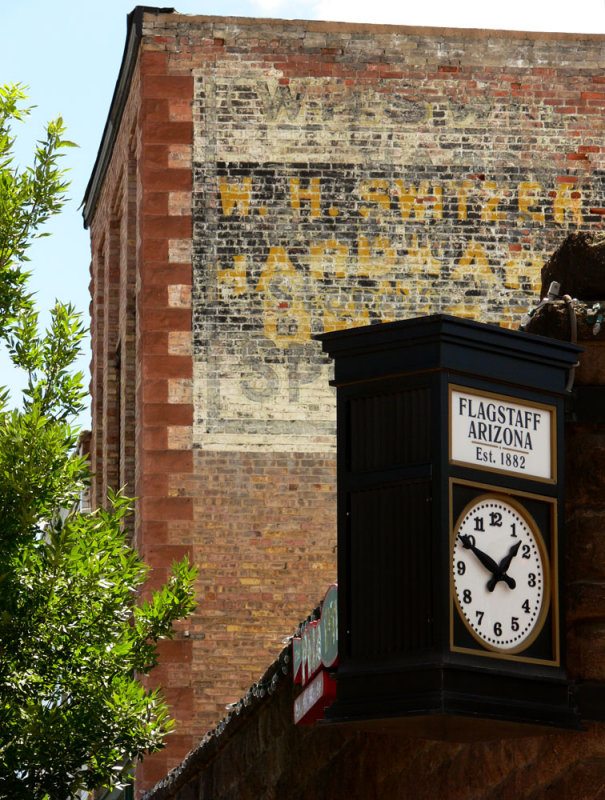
[192,72,605,453]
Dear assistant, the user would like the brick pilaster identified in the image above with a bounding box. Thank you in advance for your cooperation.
[135,48,195,795]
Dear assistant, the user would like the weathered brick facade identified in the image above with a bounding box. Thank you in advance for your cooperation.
[84,8,605,794]
[140,325,605,800]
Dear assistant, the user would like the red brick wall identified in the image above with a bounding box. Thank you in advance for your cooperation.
[187,450,335,719]
[88,39,198,790]
[85,12,605,796]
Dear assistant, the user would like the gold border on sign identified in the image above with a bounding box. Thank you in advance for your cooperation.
[449,478,560,667]
[448,384,557,485]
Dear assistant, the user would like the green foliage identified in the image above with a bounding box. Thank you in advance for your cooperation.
[0,84,75,337]
[0,87,197,799]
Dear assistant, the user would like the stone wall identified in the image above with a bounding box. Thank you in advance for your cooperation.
[142,655,605,800]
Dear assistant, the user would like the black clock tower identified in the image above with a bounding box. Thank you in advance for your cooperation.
[318,314,582,738]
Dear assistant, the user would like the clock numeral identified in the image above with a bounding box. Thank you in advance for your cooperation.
[521,544,531,559]
[489,512,502,527]
[510,523,517,538]
[511,616,519,631]
[528,573,536,587]
[494,621,502,637]
[456,561,466,576]
[474,517,484,532]
[463,589,472,604]
[475,610,484,625]
[522,598,531,614]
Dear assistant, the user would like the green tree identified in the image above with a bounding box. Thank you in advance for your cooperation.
[0,85,197,799]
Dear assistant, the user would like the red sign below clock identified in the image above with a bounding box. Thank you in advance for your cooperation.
[293,669,337,725]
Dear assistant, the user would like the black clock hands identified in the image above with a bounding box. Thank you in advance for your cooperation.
[486,541,521,592]
[458,535,520,592]
[458,535,499,575]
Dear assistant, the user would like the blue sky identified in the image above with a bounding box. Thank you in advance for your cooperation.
[2,0,605,424]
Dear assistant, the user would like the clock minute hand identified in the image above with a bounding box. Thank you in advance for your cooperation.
[458,534,500,576]
[486,540,521,592]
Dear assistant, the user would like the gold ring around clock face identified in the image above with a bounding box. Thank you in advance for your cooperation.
[452,494,549,653]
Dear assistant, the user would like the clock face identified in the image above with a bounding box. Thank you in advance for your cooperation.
[452,495,549,653]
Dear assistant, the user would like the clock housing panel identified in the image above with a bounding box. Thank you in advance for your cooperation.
[318,315,580,734]
[450,480,559,666]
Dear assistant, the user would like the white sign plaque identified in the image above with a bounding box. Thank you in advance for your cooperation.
[450,387,554,481]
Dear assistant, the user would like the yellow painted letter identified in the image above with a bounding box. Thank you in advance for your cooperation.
[480,182,505,222]
[554,183,583,226]
[290,177,321,217]
[451,240,497,285]
[310,239,349,281]
[359,180,391,218]
[357,236,396,278]
[256,247,311,347]
[518,182,545,223]
[217,255,249,298]
[219,178,252,216]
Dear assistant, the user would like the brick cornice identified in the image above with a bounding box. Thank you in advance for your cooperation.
[82,6,176,228]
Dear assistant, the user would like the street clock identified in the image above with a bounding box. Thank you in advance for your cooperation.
[318,314,581,737]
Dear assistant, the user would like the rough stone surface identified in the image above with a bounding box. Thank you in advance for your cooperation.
[523,301,605,344]
[525,246,605,696]
[540,232,605,299]
[142,657,605,800]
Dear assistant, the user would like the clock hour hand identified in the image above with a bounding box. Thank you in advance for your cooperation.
[486,540,521,592]
[458,534,500,576]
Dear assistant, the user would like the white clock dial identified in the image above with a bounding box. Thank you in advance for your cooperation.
[452,495,548,653]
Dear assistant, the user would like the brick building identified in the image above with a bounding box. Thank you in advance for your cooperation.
[83,8,605,794]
